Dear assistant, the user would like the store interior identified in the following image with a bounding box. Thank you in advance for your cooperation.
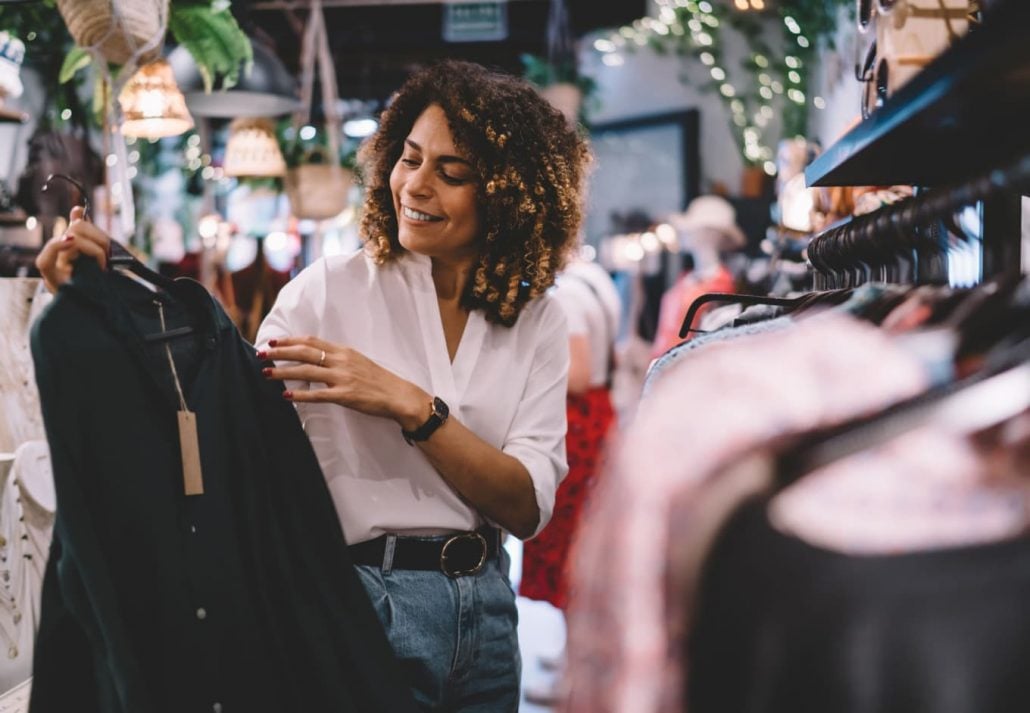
[1,0,1029,711]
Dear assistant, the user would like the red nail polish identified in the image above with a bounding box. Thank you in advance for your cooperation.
[268,339,278,347]
[282,390,293,399]
[62,235,75,243]
[256,350,267,359]
[262,368,272,377]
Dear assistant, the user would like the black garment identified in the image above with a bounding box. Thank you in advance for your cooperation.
[30,259,417,713]
[689,497,1030,713]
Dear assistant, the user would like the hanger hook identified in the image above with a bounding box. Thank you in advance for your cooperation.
[41,173,91,222]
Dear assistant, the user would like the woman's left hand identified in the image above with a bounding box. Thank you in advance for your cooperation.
[259,336,429,427]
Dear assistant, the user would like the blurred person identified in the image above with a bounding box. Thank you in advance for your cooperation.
[521,250,621,705]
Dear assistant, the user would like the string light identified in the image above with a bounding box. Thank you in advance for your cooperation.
[594,0,821,175]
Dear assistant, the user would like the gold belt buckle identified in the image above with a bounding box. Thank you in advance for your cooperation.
[440,531,488,578]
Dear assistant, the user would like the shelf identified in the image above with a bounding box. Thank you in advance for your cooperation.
[805,0,1030,188]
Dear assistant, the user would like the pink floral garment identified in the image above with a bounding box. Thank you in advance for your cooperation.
[563,312,932,713]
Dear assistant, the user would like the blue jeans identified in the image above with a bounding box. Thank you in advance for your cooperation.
[355,538,521,712]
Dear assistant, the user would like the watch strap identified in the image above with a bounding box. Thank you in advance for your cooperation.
[401,396,449,445]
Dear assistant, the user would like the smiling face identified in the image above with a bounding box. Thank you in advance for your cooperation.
[389,104,481,266]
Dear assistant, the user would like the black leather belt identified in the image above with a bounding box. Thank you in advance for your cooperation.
[349,526,500,578]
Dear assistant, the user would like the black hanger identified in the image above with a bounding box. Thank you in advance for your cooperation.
[678,293,803,339]
[42,173,195,344]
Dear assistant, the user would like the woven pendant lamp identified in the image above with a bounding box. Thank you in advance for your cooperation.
[119,59,194,139]
[223,117,286,178]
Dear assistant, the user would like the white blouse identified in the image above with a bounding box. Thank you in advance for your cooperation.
[257,249,569,544]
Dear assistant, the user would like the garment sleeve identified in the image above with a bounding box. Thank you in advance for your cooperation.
[501,298,570,539]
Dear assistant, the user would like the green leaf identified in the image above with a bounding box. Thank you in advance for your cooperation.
[168,3,253,93]
[59,46,92,84]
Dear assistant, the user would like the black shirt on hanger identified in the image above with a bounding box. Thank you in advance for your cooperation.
[29,258,417,713]
[689,496,1030,713]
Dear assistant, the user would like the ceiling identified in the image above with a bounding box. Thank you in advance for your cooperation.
[241,1,646,105]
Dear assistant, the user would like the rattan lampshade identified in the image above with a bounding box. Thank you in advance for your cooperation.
[119,59,194,139]
[223,117,286,178]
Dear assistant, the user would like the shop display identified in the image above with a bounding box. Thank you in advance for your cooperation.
[0,31,23,108]
[0,0,1026,708]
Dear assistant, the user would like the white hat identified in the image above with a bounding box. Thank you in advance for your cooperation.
[0,32,25,100]
[668,195,747,251]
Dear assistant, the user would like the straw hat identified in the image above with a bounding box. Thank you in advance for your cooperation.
[668,195,747,252]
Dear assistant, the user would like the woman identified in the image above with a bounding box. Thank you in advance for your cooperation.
[37,60,590,712]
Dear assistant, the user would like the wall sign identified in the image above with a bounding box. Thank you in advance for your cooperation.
[443,1,509,43]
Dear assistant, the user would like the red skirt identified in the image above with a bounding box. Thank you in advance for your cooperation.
[519,386,615,609]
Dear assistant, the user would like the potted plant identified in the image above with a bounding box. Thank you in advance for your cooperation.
[520,52,597,126]
[281,0,353,221]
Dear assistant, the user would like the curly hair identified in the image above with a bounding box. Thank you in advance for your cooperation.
[358,59,591,327]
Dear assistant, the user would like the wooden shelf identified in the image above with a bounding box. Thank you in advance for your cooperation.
[805,0,1030,187]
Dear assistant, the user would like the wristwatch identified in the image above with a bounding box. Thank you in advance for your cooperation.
[401,396,450,445]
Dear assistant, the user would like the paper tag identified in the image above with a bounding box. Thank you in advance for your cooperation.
[177,410,204,496]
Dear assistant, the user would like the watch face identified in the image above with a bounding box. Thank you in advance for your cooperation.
[432,397,449,419]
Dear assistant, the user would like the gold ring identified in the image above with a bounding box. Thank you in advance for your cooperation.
[318,349,326,367]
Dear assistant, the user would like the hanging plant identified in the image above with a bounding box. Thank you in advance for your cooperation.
[167,0,252,92]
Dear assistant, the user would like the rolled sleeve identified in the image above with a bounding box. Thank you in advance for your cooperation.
[501,300,570,538]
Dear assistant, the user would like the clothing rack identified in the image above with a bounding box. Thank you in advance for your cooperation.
[806,155,1030,290]
[803,0,1027,291]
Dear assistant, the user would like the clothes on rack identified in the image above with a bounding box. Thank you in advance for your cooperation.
[0,279,50,452]
[0,441,54,694]
[29,258,416,713]
[563,281,1029,713]
[689,494,1030,713]
[651,265,736,358]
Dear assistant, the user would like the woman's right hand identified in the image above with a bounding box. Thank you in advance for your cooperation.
[35,206,112,293]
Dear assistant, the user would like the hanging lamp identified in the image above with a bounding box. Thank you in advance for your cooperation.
[168,41,301,118]
[119,58,194,139]
[223,117,286,178]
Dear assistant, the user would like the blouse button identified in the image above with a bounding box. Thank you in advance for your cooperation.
[212,703,223,713]
[196,607,207,620]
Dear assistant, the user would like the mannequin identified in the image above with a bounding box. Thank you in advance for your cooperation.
[652,196,746,358]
